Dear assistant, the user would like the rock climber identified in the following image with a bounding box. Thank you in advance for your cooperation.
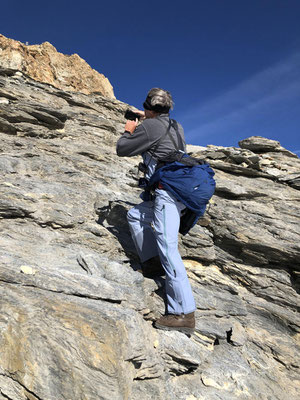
[116,88,196,334]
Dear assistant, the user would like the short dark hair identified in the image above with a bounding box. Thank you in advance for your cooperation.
[143,88,174,113]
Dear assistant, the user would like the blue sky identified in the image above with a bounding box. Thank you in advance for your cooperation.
[1,0,300,154]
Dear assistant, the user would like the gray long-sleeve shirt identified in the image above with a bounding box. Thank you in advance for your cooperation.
[116,114,186,160]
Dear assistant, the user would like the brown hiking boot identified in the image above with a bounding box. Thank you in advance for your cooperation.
[154,312,195,334]
[141,256,165,278]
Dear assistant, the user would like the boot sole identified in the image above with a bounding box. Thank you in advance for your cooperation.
[154,323,194,335]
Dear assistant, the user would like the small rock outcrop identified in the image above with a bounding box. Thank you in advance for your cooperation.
[0,67,299,400]
[0,34,115,98]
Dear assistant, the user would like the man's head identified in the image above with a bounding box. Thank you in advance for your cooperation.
[143,88,174,118]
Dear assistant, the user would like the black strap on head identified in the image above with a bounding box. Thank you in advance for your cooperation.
[143,96,170,114]
[143,97,152,110]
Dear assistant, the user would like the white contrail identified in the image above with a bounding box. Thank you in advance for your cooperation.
[181,51,300,144]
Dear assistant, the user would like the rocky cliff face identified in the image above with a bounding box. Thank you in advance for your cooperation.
[0,35,115,98]
[0,67,299,400]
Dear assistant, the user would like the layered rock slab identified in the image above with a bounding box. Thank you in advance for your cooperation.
[0,67,300,399]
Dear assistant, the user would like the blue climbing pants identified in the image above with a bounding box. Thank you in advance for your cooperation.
[127,189,196,315]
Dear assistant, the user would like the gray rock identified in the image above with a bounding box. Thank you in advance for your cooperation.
[0,67,300,399]
[239,136,282,152]
[228,321,247,346]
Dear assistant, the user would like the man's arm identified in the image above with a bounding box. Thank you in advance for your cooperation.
[116,123,151,157]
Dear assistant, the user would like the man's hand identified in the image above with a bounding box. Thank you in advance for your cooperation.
[133,109,145,119]
[125,119,138,134]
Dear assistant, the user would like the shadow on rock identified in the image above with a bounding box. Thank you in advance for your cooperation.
[291,271,300,296]
[96,200,139,265]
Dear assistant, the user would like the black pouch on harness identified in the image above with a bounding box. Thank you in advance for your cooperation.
[179,209,198,235]
[138,177,149,189]
[138,162,147,173]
